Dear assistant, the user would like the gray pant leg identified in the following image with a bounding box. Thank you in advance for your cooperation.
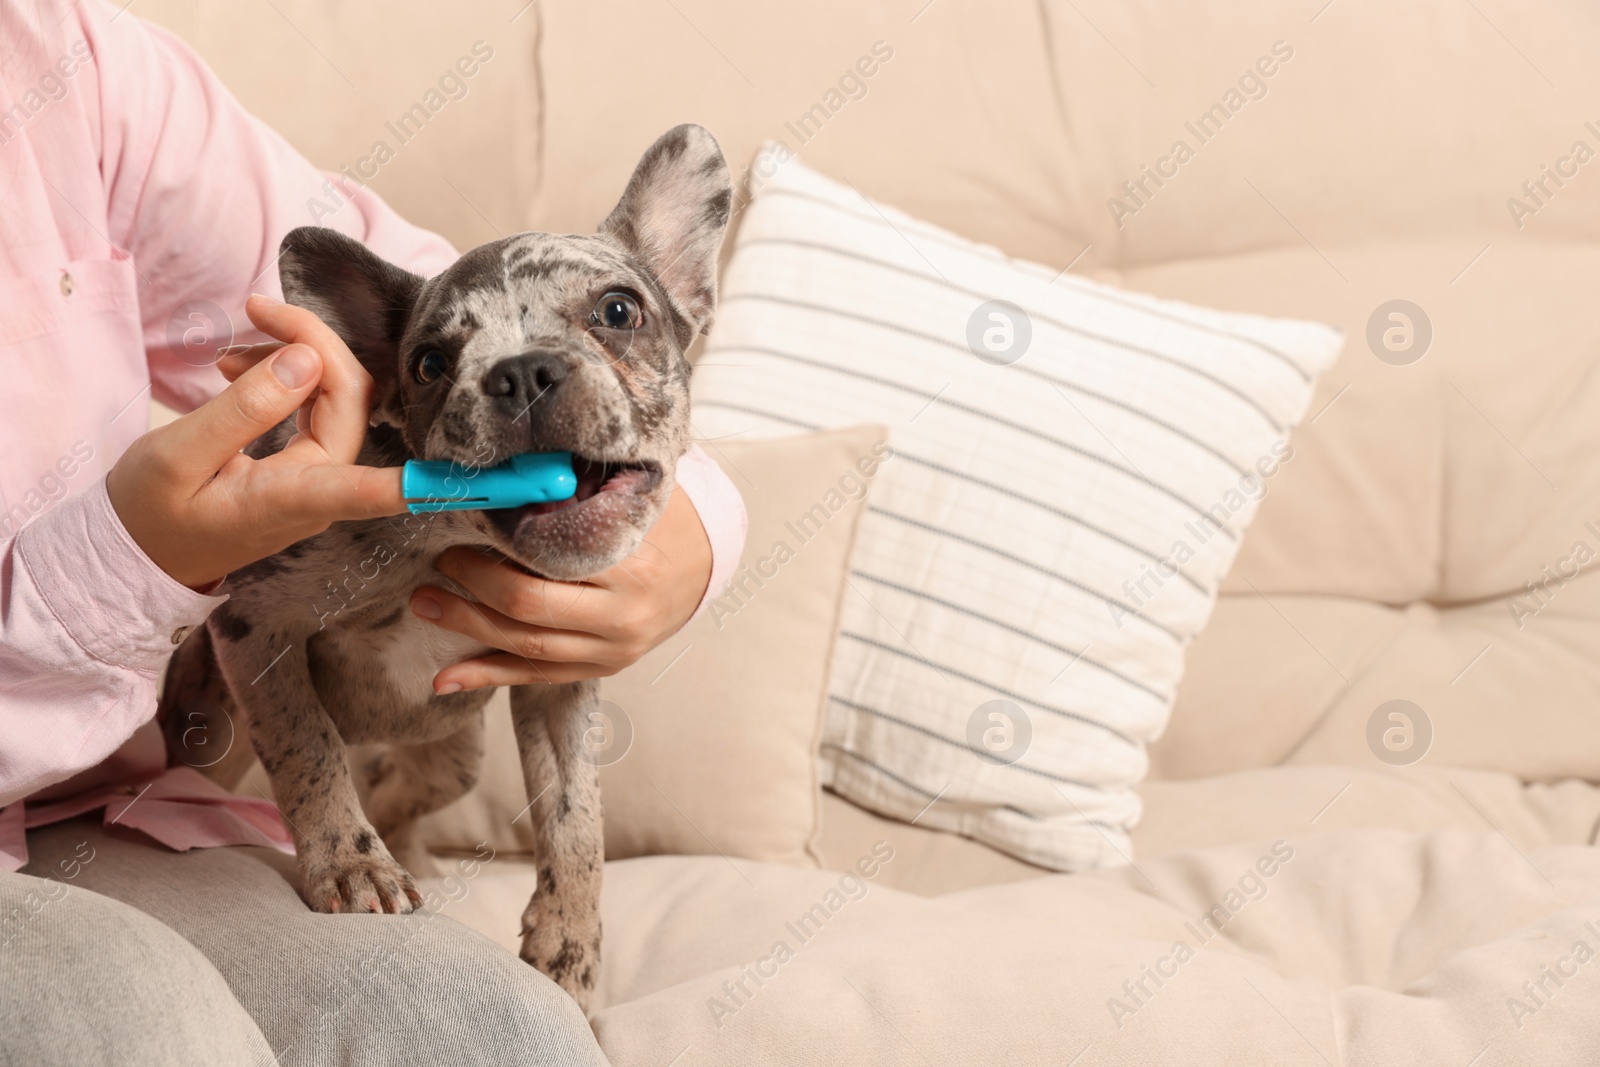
[0,857,277,1067]
[23,819,608,1067]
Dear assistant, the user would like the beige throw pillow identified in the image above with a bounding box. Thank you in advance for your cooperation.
[415,425,887,865]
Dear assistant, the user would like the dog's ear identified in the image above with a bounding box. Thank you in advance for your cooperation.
[277,226,424,426]
[600,124,732,337]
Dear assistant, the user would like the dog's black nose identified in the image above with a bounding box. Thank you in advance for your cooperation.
[481,352,568,416]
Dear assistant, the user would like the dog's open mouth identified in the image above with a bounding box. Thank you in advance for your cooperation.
[486,455,662,538]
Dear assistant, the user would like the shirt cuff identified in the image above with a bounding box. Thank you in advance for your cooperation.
[15,478,228,674]
[673,443,749,620]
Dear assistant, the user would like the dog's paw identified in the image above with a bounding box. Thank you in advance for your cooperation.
[520,900,600,1009]
[303,849,422,915]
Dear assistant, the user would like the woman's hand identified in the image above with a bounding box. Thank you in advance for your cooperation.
[107,295,408,589]
[408,488,714,691]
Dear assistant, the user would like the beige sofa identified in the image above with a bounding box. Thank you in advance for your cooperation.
[143,0,1600,1062]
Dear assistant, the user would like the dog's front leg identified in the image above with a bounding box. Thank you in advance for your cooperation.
[510,680,604,1008]
[212,625,421,915]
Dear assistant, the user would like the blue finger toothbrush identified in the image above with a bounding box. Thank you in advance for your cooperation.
[401,451,578,514]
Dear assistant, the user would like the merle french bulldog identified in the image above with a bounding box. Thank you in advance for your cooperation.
[158,125,731,1008]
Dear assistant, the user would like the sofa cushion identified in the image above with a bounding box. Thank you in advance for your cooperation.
[1124,243,1600,604]
[412,427,883,866]
[1037,0,1600,264]
[1125,243,1600,782]
[427,764,1600,1062]
[808,764,1600,897]
[812,789,1045,896]
[692,150,1339,870]
[532,0,1600,272]
[1135,764,1600,859]
[559,823,1600,1064]
[530,0,1078,267]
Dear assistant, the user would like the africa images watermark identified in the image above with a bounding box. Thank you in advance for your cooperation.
[311,510,437,629]
[305,40,495,224]
[0,440,97,539]
[730,40,896,217]
[1107,839,1296,1028]
[1108,438,1294,629]
[1107,40,1296,230]
[777,41,895,147]
[1504,523,1600,630]
[310,440,508,628]
[1366,699,1431,766]
[706,840,896,1029]
[314,842,497,1037]
[1505,920,1600,1031]
[708,438,894,629]
[0,839,97,951]
[0,38,93,148]
[1505,120,1600,231]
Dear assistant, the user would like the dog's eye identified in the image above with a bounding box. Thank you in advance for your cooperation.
[414,349,450,385]
[591,292,642,330]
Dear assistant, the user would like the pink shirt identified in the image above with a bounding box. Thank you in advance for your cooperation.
[0,0,746,870]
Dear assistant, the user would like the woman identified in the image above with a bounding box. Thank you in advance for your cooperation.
[0,2,745,1063]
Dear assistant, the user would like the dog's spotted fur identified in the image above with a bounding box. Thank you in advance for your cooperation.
[158,125,731,1009]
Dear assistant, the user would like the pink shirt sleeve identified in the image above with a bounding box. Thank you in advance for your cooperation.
[675,444,750,619]
[0,481,226,807]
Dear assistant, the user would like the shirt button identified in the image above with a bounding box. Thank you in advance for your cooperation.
[171,625,193,645]
[59,272,74,297]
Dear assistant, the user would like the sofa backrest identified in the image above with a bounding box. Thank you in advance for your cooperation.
[143,0,1600,783]
[135,0,541,257]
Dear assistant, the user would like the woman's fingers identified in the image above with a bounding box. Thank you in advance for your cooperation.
[243,294,373,462]
[432,546,610,635]
[409,585,609,669]
[430,652,611,693]
[279,461,408,523]
[153,343,325,481]
[216,341,284,382]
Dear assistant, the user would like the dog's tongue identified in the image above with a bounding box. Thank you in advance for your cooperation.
[573,458,609,500]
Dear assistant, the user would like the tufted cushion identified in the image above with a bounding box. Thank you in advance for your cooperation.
[1037,0,1600,264]
[530,0,1078,267]
[426,805,1600,1066]
[429,766,1600,1064]
[1126,243,1600,781]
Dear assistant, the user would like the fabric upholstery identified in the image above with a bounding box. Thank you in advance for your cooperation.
[136,1,1600,1062]
[412,428,882,866]
[1036,1,1600,263]
[427,769,1600,1065]
[1135,244,1600,782]
[530,0,1075,266]
[156,0,1600,789]
[692,149,1339,869]
[519,0,1600,788]
[133,0,541,253]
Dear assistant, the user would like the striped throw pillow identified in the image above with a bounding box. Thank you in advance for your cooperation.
[692,148,1341,871]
